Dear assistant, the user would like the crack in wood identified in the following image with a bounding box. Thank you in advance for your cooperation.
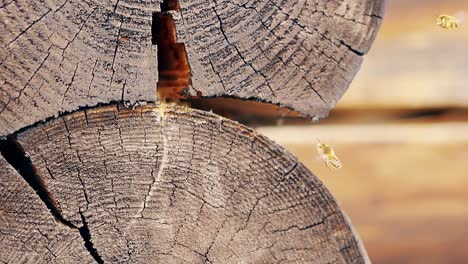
[8,9,52,46]
[0,136,74,228]
[211,4,276,97]
[153,0,192,99]
[0,136,104,264]
[78,212,104,264]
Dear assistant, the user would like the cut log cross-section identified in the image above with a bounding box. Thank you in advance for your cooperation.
[1,104,369,263]
[0,0,384,135]
[0,0,384,263]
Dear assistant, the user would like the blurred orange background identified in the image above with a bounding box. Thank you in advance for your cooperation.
[260,0,468,263]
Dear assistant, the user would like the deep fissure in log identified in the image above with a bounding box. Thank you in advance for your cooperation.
[160,0,180,12]
[0,136,74,228]
[153,0,192,99]
[0,136,104,264]
[78,212,104,264]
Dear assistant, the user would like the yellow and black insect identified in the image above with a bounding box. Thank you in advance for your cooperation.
[316,139,342,170]
[437,14,459,29]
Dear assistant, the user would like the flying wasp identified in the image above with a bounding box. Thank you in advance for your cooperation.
[316,139,342,170]
[437,12,466,29]
[437,15,458,29]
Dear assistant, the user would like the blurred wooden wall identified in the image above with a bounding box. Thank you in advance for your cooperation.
[260,0,468,263]
[259,125,468,264]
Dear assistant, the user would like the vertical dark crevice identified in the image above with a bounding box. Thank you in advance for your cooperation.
[0,135,75,228]
[160,0,180,12]
[79,212,104,264]
[152,0,193,99]
[0,136,104,263]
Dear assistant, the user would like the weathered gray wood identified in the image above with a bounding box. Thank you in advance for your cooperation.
[175,0,384,116]
[0,0,384,136]
[1,103,369,263]
[0,156,95,263]
[0,0,160,136]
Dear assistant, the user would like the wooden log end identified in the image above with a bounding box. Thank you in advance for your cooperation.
[0,0,385,136]
[1,103,370,263]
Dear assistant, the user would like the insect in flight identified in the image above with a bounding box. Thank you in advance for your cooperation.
[316,138,342,170]
[437,12,466,29]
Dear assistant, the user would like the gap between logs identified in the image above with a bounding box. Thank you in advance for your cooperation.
[0,136,104,264]
[153,0,193,99]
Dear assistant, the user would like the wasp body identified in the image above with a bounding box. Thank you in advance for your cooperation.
[316,139,342,170]
[437,15,459,29]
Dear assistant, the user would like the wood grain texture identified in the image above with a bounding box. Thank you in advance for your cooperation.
[0,0,384,136]
[174,0,384,117]
[1,103,369,263]
[0,156,95,263]
[0,0,160,136]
